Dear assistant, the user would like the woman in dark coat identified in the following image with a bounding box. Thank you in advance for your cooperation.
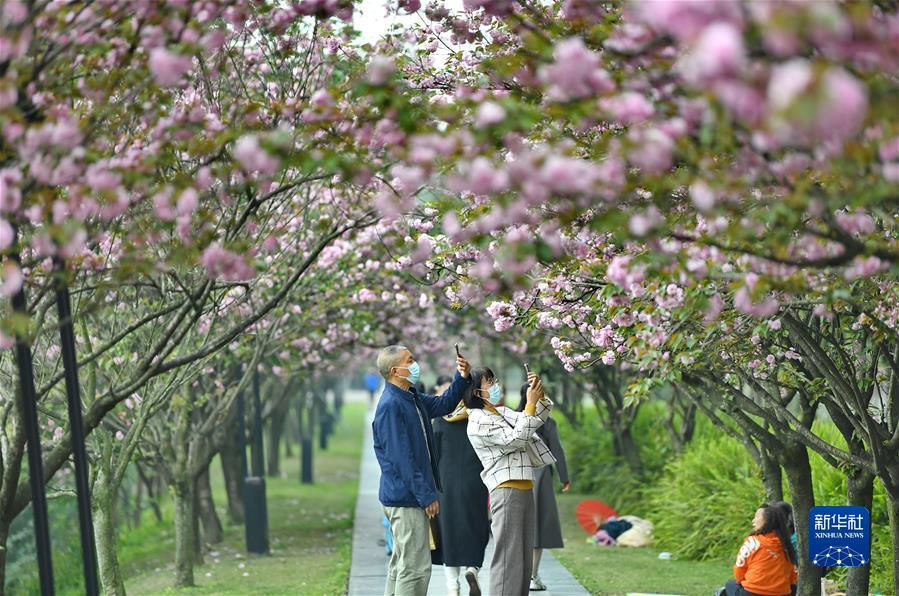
[517,383,571,592]
[432,375,489,596]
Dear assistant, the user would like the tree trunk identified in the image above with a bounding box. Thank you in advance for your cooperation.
[302,397,315,484]
[94,488,126,596]
[0,521,9,591]
[267,400,288,477]
[192,478,204,563]
[284,410,294,459]
[173,480,196,588]
[196,466,223,544]
[888,490,899,594]
[133,476,143,529]
[613,424,643,476]
[845,468,874,596]
[760,446,784,503]
[220,424,245,525]
[782,444,821,596]
[137,464,163,523]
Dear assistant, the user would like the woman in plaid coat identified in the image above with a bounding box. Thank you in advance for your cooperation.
[465,368,556,596]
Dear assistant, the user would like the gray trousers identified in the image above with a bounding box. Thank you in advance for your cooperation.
[383,506,432,596]
[489,487,536,596]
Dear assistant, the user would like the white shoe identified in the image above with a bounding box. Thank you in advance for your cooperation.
[465,567,481,596]
[530,575,547,591]
[448,588,460,596]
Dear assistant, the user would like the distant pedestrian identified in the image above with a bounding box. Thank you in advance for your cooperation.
[432,375,488,596]
[466,368,556,596]
[373,345,471,596]
[515,383,570,592]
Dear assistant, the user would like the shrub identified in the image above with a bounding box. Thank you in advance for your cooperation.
[645,431,765,561]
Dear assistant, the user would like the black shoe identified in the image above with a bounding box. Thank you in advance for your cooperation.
[465,567,481,596]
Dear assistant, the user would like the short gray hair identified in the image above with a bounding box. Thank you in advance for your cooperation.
[377,345,409,378]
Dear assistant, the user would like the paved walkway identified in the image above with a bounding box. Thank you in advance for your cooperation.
[348,410,590,596]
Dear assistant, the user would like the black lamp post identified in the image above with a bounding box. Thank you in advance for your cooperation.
[240,366,269,554]
[54,259,99,595]
[8,232,54,594]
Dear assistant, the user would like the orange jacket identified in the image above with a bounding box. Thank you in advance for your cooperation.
[733,532,798,596]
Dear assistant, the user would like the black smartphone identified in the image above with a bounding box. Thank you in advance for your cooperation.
[454,343,461,357]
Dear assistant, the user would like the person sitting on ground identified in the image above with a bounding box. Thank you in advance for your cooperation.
[723,503,798,596]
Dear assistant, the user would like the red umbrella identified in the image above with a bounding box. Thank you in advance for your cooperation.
[575,499,618,535]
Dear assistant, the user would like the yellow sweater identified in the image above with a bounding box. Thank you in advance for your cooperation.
[486,402,537,491]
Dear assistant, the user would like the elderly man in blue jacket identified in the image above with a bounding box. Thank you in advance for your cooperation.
[373,344,472,596]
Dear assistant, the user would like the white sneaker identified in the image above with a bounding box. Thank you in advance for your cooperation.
[448,588,460,596]
[465,567,481,596]
[530,575,547,591]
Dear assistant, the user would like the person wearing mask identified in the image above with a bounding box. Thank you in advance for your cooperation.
[465,368,555,596]
[722,503,798,596]
[515,383,571,592]
[373,345,471,596]
[432,375,489,596]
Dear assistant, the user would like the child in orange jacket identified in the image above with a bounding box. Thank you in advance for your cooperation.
[723,503,798,596]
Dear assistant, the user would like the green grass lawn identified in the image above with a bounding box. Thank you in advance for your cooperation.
[553,493,731,596]
[120,402,365,595]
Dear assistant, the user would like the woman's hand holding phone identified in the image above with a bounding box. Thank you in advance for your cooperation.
[455,344,470,378]
[525,372,543,405]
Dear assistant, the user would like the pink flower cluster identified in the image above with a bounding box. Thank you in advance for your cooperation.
[199,244,255,281]
[539,38,615,102]
[233,135,281,176]
[486,300,517,332]
[148,48,193,87]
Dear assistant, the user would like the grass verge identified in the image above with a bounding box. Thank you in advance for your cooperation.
[120,401,365,595]
[553,492,730,596]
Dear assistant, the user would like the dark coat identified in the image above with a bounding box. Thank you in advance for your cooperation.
[534,416,569,549]
[372,372,471,508]
[432,415,490,567]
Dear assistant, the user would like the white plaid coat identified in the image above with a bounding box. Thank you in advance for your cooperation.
[466,398,557,492]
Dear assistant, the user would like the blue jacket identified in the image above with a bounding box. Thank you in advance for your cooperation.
[373,372,471,508]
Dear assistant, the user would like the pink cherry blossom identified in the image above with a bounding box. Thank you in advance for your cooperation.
[0,168,22,213]
[367,56,396,85]
[844,255,887,280]
[199,244,256,281]
[148,47,193,87]
[635,0,742,41]
[176,188,199,216]
[880,137,899,162]
[539,38,614,101]
[734,286,779,318]
[600,92,654,125]
[233,135,280,176]
[690,181,716,211]
[0,218,12,250]
[475,102,506,128]
[704,294,725,323]
[1,261,23,298]
[0,331,13,351]
[628,128,673,175]
[679,22,746,83]
[463,0,515,17]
